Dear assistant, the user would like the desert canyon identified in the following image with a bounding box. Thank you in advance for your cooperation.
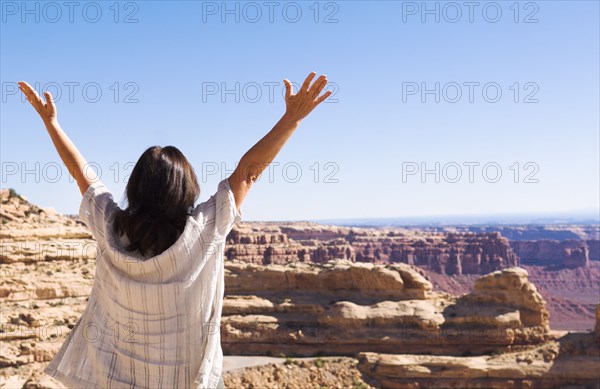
[1,189,599,388]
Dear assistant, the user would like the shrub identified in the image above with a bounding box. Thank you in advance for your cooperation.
[8,189,19,199]
[284,356,294,365]
[314,357,325,368]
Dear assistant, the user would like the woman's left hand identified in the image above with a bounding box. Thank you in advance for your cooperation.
[19,81,57,124]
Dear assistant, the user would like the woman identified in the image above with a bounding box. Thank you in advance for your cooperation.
[18,72,332,389]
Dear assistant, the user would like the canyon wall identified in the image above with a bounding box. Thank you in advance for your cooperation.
[509,239,596,268]
[226,223,519,275]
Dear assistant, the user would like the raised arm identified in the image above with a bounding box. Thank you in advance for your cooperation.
[228,72,332,212]
[19,81,97,196]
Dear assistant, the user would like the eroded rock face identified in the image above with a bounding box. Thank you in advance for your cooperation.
[221,260,442,356]
[1,190,91,242]
[1,190,94,268]
[225,224,520,275]
[220,264,552,357]
[510,239,594,267]
[459,267,550,330]
[357,332,600,389]
[225,259,432,300]
[354,274,598,388]
[563,246,590,268]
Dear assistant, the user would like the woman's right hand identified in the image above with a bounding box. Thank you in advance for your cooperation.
[19,81,58,124]
[282,72,332,122]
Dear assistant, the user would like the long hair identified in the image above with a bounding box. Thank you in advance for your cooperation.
[113,146,200,258]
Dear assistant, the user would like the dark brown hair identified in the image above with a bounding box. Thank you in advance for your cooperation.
[113,146,200,258]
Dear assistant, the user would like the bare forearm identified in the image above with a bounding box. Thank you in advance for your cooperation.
[44,119,96,195]
[19,82,95,196]
[227,72,332,212]
[235,114,301,182]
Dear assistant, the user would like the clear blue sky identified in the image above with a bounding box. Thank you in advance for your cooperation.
[1,1,599,221]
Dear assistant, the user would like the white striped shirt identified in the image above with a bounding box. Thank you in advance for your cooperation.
[44,178,242,388]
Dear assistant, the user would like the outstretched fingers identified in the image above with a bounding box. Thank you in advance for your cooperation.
[19,81,37,97]
[305,74,330,106]
[315,90,333,105]
[19,81,57,120]
[300,71,317,92]
[283,72,333,120]
[283,79,293,99]
[19,82,42,105]
[18,83,46,116]
[44,91,56,111]
[309,75,328,97]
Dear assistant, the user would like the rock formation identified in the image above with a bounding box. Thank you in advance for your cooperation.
[357,333,600,389]
[510,239,594,268]
[0,189,95,266]
[357,300,600,388]
[562,246,590,268]
[221,263,552,358]
[460,267,549,329]
[226,223,519,275]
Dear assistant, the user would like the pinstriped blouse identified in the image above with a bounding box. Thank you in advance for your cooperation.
[44,178,242,389]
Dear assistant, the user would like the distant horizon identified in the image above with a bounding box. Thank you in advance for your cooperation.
[309,209,600,226]
[310,217,599,228]
[4,185,599,226]
[3,185,599,226]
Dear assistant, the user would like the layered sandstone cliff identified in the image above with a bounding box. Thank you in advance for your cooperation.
[221,263,552,358]
[226,223,520,275]
[357,304,600,389]
[510,239,594,268]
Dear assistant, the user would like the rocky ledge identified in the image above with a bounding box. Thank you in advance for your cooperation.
[221,263,551,357]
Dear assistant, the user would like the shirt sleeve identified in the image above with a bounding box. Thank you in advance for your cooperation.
[78,181,119,242]
[214,177,243,239]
